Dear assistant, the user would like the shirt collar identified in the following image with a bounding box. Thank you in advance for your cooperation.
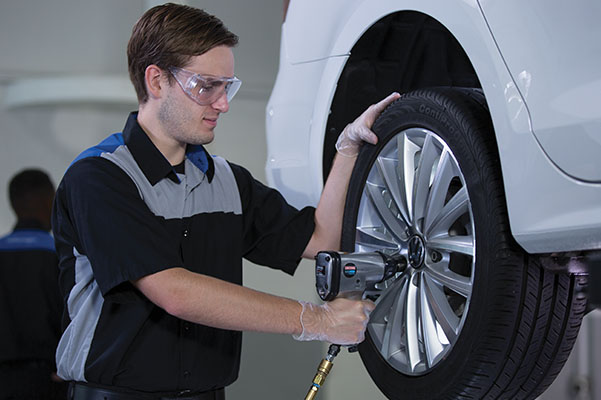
[186,144,215,183]
[123,112,214,185]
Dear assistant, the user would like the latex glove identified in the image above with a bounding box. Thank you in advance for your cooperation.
[292,298,376,345]
[335,92,401,157]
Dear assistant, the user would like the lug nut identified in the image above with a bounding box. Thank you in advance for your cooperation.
[431,251,442,263]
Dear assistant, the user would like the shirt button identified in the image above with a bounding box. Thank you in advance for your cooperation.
[183,371,190,378]
[183,229,189,237]
[183,323,190,331]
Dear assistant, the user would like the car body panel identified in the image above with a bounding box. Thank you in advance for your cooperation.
[479,0,601,182]
[266,0,601,253]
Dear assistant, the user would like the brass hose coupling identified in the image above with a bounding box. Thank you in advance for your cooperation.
[304,344,340,400]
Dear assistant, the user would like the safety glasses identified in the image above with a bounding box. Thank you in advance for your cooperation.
[168,66,242,106]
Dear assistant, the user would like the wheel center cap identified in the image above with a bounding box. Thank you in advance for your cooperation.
[408,235,426,268]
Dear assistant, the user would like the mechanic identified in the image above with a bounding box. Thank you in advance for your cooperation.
[52,3,400,400]
[0,169,67,400]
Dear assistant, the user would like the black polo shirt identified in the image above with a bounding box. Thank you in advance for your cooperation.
[0,220,62,365]
[52,112,315,395]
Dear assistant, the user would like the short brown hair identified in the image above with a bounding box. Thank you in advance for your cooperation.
[127,3,239,104]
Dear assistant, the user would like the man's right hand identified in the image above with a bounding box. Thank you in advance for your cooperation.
[292,298,376,345]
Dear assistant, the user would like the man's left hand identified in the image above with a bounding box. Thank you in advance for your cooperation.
[335,92,401,157]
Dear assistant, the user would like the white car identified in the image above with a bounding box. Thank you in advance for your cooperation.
[266,1,601,399]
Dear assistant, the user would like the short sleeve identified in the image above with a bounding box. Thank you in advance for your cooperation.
[53,157,183,296]
[229,162,315,275]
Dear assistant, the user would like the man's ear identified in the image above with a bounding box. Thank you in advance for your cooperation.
[144,65,166,100]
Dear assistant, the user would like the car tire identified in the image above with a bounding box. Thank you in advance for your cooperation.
[341,87,588,399]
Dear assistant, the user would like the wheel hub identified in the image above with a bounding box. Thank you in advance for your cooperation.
[407,235,426,269]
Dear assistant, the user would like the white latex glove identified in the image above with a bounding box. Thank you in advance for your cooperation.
[292,298,376,345]
[335,92,401,157]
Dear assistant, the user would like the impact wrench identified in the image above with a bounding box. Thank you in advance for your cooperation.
[303,251,407,400]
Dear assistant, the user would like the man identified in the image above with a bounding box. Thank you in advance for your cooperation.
[0,169,67,399]
[52,3,400,399]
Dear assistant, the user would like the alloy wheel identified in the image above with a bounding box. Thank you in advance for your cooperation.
[355,127,476,375]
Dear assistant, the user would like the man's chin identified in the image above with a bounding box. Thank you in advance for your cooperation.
[186,131,215,146]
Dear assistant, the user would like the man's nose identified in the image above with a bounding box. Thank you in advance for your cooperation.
[211,91,229,113]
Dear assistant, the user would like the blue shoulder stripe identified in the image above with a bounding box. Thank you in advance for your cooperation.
[0,230,55,252]
[70,133,124,167]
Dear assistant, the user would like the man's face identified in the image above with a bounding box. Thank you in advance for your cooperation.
[158,45,235,146]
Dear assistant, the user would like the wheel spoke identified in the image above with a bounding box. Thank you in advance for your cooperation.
[371,275,407,321]
[412,134,441,231]
[400,133,420,223]
[422,273,460,343]
[428,235,474,257]
[405,273,423,372]
[382,279,408,361]
[356,226,399,251]
[369,276,408,359]
[426,186,469,238]
[424,261,472,298]
[420,274,446,366]
[365,182,410,241]
[375,156,410,228]
[424,150,457,234]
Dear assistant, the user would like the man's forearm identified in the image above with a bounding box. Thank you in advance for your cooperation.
[134,267,302,334]
[303,153,357,258]
[133,266,374,344]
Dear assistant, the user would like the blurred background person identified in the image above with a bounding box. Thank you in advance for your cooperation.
[0,168,67,400]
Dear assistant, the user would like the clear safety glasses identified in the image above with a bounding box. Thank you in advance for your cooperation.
[168,66,242,106]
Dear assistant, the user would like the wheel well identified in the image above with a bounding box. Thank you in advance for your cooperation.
[323,11,482,180]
